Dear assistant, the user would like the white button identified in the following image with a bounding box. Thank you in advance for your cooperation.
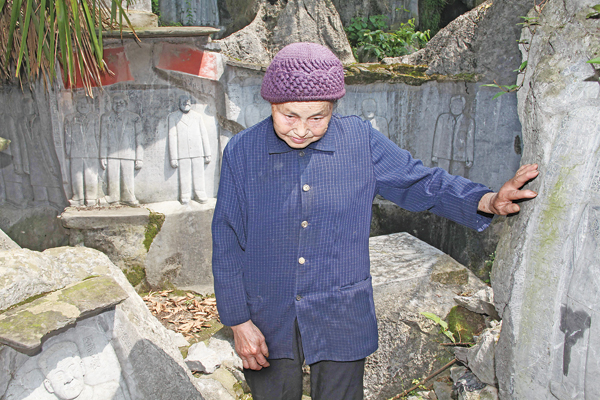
[298,257,306,264]
[301,221,308,228]
[302,184,310,192]
[299,151,305,157]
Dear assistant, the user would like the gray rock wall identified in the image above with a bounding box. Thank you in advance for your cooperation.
[492,1,600,398]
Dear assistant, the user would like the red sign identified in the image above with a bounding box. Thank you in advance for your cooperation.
[157,43,217,80]
[63,47,134,89]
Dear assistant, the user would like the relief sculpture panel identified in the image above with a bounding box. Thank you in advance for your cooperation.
[431,95,475,179]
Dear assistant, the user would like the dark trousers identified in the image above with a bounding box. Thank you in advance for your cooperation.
[243,321,365,400]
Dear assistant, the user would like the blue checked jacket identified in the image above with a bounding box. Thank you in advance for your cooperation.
[212,114,492,364]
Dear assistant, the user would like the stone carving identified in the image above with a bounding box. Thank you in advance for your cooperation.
[361,98,389,139]
[244,94,271,128]
[64,97,101,207]
[432,95,474,178]
[0,98,26,206]
[100,93,144,206]
[168,95,212,204]
[5,325,130,400]
[19,96,64,207]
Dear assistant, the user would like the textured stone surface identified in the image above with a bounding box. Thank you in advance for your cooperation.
[466,322,501,386]
[0,229,19,251]
[61,206,150,229]
[0,206,69,251]
[0,247,115,311]
[186,342,221,373]
[371,199,503,280]
[492,1,600,399]
[145,200,215,292]
[60,206,150,286]
[387,0,532,85]
[455,287,499,319]
[366,232,487,400]
[194,377,235,400]
[0,246,205,400]
[0,276,128,354]
[217,0,355,65]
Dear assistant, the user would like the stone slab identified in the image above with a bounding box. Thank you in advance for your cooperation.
[102,26,220,38]
[0,276,128,354]
[145,200,215,292]
[366,232,487,400]
[60,206,150,230]
[0,247,119,312]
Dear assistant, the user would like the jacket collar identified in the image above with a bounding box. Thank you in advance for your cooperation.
[267,115,338,154]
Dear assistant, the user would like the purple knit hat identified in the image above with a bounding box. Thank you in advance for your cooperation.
[261,42,345,103]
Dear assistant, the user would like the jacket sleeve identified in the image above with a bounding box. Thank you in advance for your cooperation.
[369,124,493,232]
[211,144,250,326]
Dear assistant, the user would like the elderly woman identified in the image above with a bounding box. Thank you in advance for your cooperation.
[212,42,538,400]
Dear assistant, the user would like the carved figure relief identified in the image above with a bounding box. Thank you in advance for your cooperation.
[100,93,143,206]
[64,97,101,206]
[4,324,130,400]
[168,95,212,204]
[431,95,475,178]
[19,96,64,207]
[1,93,27,206]
[361,98,389,139]
[244,93,271,128]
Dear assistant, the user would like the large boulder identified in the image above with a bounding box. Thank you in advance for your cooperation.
[386,0,532,84]
[217,0,355,65]
[0,246,205,400]
[366,232,488,399]
[492,0,600,398]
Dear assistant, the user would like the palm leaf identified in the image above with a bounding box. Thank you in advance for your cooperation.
[15,0,33,74]
[1,0,137,92]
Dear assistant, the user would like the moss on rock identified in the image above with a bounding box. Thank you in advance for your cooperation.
[343,63,480,86]
[143,211,165,251]
[446,305,485,343]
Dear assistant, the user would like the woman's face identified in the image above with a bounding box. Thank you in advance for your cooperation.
[271,101,333,149]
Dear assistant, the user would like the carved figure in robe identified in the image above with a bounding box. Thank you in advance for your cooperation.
[19,96,64,207]
[361,98,389,139]
[432,95,475,178]
[168,95,211,204]
[100,93,143,205]
[64,97,101,206]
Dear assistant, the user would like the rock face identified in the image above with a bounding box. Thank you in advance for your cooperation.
[492,1,600,399]
[0,246,205,400]
[366,232,488,400]
[387,0,532,84]
[217,0,355,65]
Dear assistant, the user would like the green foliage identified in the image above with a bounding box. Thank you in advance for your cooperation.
[345,15,430,62]
[586,4,600,19]
[419,0,446,37]
[151,0,160,18]
[420,311,455,343]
